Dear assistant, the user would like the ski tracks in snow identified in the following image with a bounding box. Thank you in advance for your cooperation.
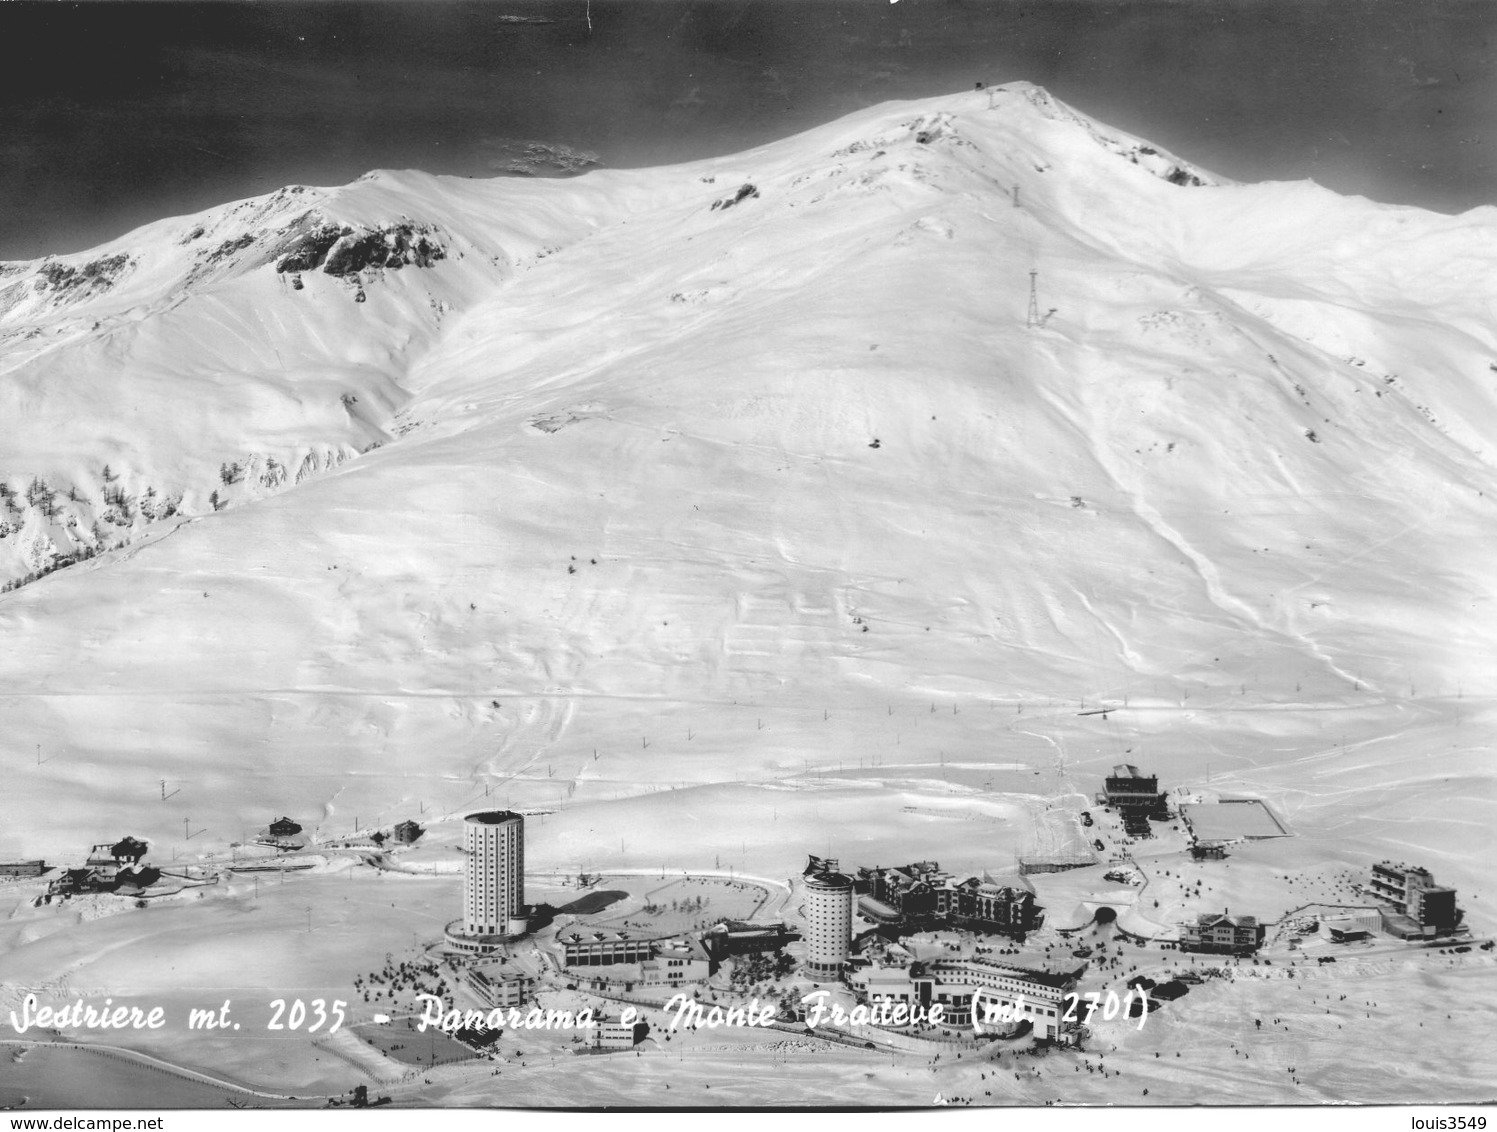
[1069,368,1390,697]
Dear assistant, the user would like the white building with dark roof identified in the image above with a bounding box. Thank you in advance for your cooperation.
[1179,911,1264,955]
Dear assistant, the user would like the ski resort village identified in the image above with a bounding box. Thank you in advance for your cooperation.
[1,82,1495,1108]
[1,757,1487,1107]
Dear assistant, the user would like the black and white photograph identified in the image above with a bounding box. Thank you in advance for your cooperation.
[1,0,1493,1114]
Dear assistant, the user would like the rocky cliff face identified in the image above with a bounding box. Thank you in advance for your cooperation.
[274,219,447,277]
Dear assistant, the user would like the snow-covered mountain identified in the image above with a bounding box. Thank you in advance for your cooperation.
[1,83,1494,904]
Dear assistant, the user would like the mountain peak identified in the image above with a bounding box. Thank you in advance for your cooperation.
[1,92,1495,886]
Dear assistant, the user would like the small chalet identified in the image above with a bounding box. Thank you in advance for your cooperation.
[111,836,148,864]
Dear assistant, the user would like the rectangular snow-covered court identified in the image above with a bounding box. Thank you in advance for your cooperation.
[1181,801,1289,840]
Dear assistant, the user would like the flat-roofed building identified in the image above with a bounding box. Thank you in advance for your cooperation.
[467,965,533,1008]
[1411,886,1461,932]
[590,1020,645,1050]
[562,931,658,967]
[849,957,1075,1039]
[1370,861,1464,934]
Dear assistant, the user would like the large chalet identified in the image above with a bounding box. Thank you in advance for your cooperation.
[1179,911,1264,956]
[855,861,1043,937]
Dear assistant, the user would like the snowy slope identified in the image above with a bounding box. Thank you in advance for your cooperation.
[1,82,1494,914]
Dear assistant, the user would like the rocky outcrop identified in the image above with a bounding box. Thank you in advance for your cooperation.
[275,221,446,277]
[710,184,761,211]
[33,252,133,295]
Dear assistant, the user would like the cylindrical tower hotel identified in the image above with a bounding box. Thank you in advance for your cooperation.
[462,810,525,938]
[804,866,854,978]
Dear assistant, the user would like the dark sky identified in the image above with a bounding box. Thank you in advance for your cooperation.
[2,0,1493,261]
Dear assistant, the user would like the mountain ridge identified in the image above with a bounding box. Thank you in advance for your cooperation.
[0,84,1493,911]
